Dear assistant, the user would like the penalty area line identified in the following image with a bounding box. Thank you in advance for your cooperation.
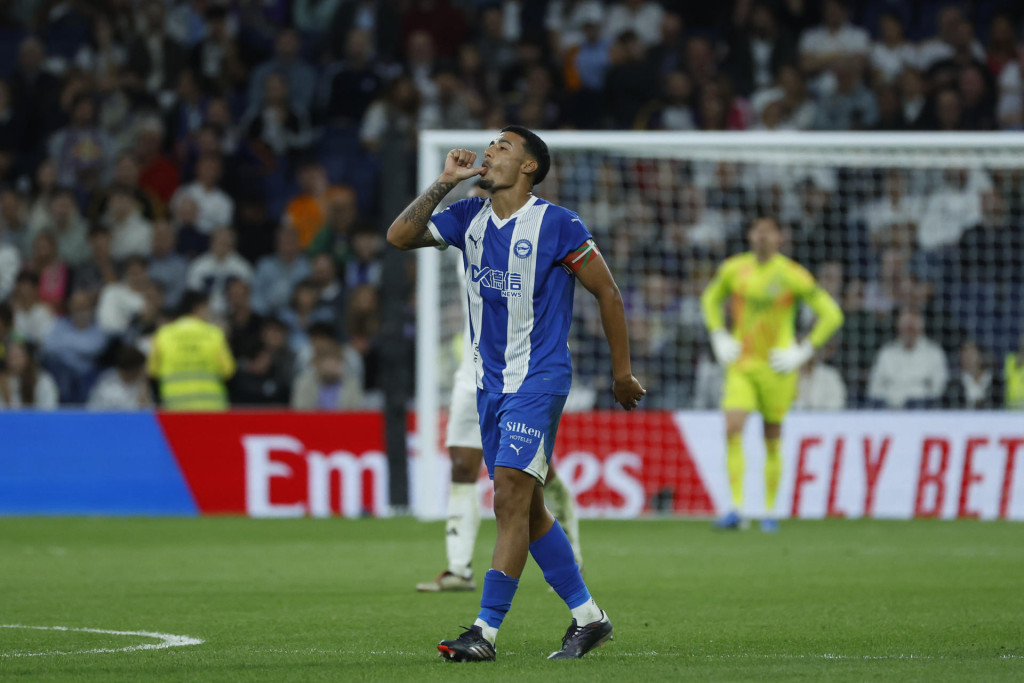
[0,624,204,658]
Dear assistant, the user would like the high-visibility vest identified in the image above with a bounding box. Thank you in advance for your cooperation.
[1006,352,1024,409]
[148,316,235,411]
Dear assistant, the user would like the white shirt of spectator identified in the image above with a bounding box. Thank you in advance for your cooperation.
[799,22,870,60]
[87,368,152,410]
[97,283,145,335]
[545,0,604,53]
[108,212,153,261]
[794,363,847,410]
[863,194,926,237]
[603,1,665,47]
[997,61,1023,129]
[751,38,774,90]
[916,38,985,72]
[868,336,948,408]
[871,41,919,82]
[959,370,993,409]
[14,303,55,346]
[918,186,982,251]
[0,372,59,409]
[0,243,19,302]
[186,252,254,315]
[171,182,235,235]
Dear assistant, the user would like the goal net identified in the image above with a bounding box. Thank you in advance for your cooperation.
[412,131,1024,520]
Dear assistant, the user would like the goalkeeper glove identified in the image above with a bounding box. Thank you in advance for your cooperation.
[769,340,815,374]
[710,329,741,366]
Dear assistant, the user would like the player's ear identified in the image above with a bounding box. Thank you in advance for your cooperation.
[521,158,538,177]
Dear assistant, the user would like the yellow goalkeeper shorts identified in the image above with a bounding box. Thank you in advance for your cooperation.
[721,362,798,424]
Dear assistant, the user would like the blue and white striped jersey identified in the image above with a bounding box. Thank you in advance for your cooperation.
[428,195,593,395]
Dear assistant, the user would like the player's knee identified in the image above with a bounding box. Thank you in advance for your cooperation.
[449,447,482,483]
[492,470,534,520]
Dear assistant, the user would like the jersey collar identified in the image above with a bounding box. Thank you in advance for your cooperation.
[487,195,539,229]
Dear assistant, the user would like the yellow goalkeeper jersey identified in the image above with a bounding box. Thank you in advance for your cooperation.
[700,253,843,369]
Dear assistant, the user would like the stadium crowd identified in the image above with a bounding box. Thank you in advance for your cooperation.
[0,0,1022,410]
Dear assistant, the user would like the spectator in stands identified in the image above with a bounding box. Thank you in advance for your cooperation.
[360,74,422,154]
[291,339,365,410]
[421,65,483,131]
[798,0,869,95]
[326,0,401,65]
[958,190,1024,285]
[641,70,696,130]
[48,95,112,191]
[546,0,603,57]
[404,30,440,104]
[864,170,924,249]
[0,218,18,301]
[134,117,180,207]
[165,70,208,156]
[186,227,253,316]
[343,227,383,291]
[814,58,878,130]
[943,340,1000,409]
[401,0,467,62]
[229,315,295,405]
[28,188,90,268]
[868,308,948,408]
[25,158,58,235]
[604,30,659,130]
[0,78,26,164]
[88,153,162,223]
[97,256,149,336]
[918,168,983,252]
[148,290,234,410]
[476,5,518,76]
[1005,333,1024,409]
[75,15,126,85]
[870,13,917,84]
[225,277,263,361]
[190,5,242,96]
[0,188,30,257]
[755,64,817,130]
[74,226,117,294]
[307,186,359,272]
[282,277,335,356]
[41,290,107,403]
[243,72,313,163]
[28,231,69,311]
[917,6,985,73]
[0,339,59,409]
[104,185,153,261]
[9,37,62,160]
[147,219,188,310]
[285,163,332,249]
[128,0,187,98]
[252,223,310,316]
[958,64,997,131]
[726,1,797,97]
[564,4,610,129]
[793,345,847,410]
[86,345,153,410]
[11,272,54,345]
[293,0,345,48]
[170,153,233,237]
[900,69,928,129]
[248,28,317,114]
[345,283,381,395]
[604,0,664,48]
[320,29,386,128]
[863,247,913,314]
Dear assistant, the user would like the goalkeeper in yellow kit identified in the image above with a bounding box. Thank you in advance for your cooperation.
[700,217,843,531]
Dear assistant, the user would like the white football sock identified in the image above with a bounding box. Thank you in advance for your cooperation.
[473,618,498,645]
[446,482,480,579]
[570,597,603,625]
[544,476,583,567]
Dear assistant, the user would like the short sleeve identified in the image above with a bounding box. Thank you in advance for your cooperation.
[428,197,486,252]
[552,209,594,262]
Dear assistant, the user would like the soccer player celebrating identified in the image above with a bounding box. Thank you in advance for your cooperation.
[388,126,645,661]
[417,182,584,594]
[700,217,843,532]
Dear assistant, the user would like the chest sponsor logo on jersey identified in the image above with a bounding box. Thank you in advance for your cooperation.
[513,239,533,258]
[471,265,523,298]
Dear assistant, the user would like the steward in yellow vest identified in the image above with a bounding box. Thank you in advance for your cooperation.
[147,290,235,410]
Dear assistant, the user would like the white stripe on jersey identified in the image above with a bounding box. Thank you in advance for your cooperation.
[463,205,491,389]
[501,203,547,392]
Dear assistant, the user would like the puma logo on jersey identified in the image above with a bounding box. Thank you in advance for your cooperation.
[467,233,481,246]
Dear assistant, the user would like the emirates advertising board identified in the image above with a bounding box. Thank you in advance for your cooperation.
[0,411,1021,520]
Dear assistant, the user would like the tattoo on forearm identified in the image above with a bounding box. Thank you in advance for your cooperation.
[399,180,456,229]
[409,226,439,248]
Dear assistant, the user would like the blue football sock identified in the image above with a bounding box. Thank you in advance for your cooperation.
[477,569,519,629]
[529,520,591,609]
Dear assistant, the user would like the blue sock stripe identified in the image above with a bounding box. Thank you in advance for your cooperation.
[529,520,591,609]
[478,569,519,629]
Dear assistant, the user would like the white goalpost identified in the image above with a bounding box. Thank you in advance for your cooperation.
[412,130,1024,521]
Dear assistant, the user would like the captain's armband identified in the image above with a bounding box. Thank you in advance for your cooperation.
[561,239,601,274]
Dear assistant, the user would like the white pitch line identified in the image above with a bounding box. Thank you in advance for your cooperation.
[0,624,204,658]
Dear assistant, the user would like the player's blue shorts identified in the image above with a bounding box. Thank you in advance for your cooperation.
[477,390,568,483]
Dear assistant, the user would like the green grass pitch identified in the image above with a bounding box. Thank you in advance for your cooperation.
[1,517,1022,681]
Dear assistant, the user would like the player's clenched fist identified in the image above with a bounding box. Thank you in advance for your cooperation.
[442,148,486,183]
[613,375,646,411]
